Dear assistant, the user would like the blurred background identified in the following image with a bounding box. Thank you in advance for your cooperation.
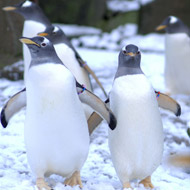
[1,0,190,79]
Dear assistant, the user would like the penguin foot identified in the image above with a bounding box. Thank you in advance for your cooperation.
[36,178,53,190]
[139,176,154,189]
[123,182,132,189]
[64,171,82,188]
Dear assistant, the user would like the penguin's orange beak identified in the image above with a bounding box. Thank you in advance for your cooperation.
[2,6,17,11]
[156,25,167,31]
[127,52,136,57]
[19,38,40,47]
[38,32,48,37]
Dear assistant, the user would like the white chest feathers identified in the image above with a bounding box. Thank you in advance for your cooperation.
[25,63,89,178]
[165,33,190,94]
[54,43,91,90]
[23,20,46,37]
[109,74,163,183]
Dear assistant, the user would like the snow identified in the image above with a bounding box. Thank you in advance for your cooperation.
[107,0,155,13]
[0,23,190,190]
[57,24,102,37]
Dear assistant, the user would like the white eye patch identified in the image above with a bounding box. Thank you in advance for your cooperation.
[170,16,178,24]
[122,46,126,51]
[42,37,50,44]
[22,0,32,7]
[53,26,59,33]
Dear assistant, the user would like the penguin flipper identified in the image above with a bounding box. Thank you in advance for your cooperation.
[87,98,110,135]
[76,82,116,130]
[155,91,181,116]
[1,88,26,128]
[88,112,103,135]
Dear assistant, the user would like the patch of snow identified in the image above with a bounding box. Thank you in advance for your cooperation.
[57,24,102,37]
[72,24,163,53]
[107,0,155,12]
[107,0,140,12]
[140,0,155,5]
[120,33,165,52]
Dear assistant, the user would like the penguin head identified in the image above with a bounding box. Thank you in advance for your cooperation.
[3,0,50,25]
[3,1,37,18]
[38,25,64,44]
[20,36,56,60]
[156,16,189,34]
[119,44,141,68]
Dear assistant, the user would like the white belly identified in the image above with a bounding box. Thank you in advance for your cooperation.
[22,21,46,82]
[109,75,163,183]
[165,33,190,94]
[54,43,93,119]
[25,64,89,178]
[54,43,91,90]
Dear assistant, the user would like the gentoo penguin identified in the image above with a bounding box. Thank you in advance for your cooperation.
[15,36,116,190]
[108,44,164,189]
[38,25,107,97]
[156,16,190,94]
[3,0,51,81]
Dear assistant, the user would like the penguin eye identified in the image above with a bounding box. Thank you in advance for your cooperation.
[52,32,56,35]
[137,51,140,54]
[123,50,127,54]
[41,43,46,47]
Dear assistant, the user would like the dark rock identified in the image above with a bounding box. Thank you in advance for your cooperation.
[0,61,24,81]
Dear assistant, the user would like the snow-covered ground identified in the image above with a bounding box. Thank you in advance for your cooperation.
[0,23,190,190]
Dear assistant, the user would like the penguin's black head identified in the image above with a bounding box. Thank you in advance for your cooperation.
[3,0,51,25]
[20,36,62,66]
[119,44,141,68]
[20,36,58,61]
[38,25,64,44]
[156,16,189,35]
[3,1,36,18]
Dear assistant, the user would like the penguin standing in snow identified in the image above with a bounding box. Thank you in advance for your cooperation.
[108,44,164,189]
[18,36,116,190]
[156,16,190,94]
[3,0,51,81]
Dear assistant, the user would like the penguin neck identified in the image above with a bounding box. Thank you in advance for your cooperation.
[115,65,144,79]
[29,52,63,68]
[167,24,190,37]
[53,35,78,60]
[54,34,73,50]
